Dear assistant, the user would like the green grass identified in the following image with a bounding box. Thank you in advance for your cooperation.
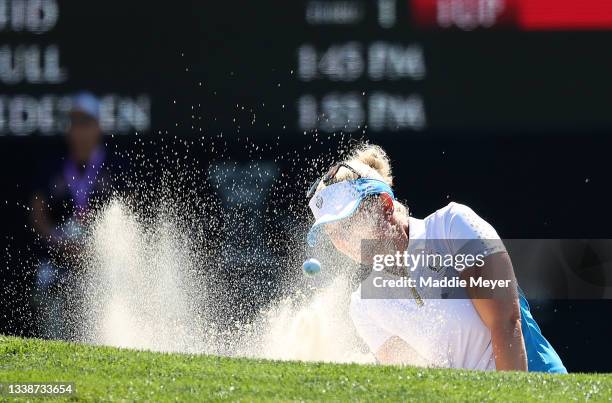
[0,336,610,402]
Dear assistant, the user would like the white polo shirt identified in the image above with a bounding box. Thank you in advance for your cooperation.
[349,202,505,370]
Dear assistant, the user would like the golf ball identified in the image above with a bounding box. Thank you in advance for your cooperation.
[302,258,321,275]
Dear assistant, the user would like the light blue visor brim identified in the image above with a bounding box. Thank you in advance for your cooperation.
[306,178,395,247]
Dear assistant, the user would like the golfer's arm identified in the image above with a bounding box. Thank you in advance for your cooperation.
[30,192,55,240]
[461,252,528,371]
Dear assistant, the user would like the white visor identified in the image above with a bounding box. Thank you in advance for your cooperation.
[307,179,394,247]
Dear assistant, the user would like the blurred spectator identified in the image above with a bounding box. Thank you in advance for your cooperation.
[29,92,114,339]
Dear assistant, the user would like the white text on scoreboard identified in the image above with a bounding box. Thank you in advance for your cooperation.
[298,93,426,132]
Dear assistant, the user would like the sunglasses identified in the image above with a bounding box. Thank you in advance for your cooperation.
[70,112,98,127]
[306,162,362,199]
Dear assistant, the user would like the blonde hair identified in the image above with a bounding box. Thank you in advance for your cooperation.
[317,143,408,215]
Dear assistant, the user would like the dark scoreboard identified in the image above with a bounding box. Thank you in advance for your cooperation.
[3,2,612,373]
[2,0,612,137]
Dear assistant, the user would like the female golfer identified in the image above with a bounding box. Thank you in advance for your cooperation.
[306,144,566,372]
